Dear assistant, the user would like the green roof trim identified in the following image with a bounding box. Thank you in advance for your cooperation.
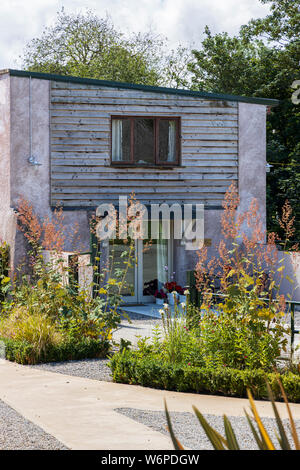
[1,68,279,106]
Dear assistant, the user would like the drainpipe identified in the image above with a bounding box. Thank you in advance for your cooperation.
[27,76,42,166]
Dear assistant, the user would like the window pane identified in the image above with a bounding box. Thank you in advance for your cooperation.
[112,119,131,162]
[158,120,177,163]
[134,118,154,165]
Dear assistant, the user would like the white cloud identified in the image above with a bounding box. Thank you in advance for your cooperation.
[0,0,270,69]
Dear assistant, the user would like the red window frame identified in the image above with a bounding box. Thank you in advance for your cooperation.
[110,116,181,167]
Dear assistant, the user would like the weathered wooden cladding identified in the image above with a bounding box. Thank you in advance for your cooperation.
[50,81,239,207]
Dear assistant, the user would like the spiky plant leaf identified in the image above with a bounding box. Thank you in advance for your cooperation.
[244,409,267,450]
[223,415,240,450]
[247,389,276,450]
[193,406,227,450]
[266,382,290,450]
[276,377,300,450]
[164,400,184,450]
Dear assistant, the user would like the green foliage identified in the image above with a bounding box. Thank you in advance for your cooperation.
[189,27,276,96]
[1,335,109,365]
[0,199,142,364]
[0,307,62,357]
[240,0,300,44]
[196,311,285,370]
[22,9,165,86]
[109,349,300,402]
[188,2,300,241]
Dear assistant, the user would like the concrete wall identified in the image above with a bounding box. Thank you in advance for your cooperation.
[9,76,90,269]
[238,102,267,234]
[0,74,17,266]
[276,252,300,302]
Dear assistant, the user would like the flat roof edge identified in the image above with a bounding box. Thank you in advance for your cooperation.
[2,68,280,106]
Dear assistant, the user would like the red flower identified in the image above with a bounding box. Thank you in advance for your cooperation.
[164,281,178,293]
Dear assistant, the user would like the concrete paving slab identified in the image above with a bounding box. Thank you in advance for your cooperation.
[0,360,300,450]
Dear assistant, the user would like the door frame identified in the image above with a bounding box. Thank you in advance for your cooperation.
[108,223,174,305]
[120,238,173,305]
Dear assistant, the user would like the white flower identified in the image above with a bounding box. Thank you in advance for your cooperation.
[180,302,186,308]
[171,290,177,295]
[183,289,189,295]
[163,303,169,309]
[159,309,165,315]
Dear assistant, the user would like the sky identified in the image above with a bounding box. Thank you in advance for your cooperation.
[0,0,271,70]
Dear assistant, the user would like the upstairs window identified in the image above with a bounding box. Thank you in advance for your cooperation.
[111,116,180,166]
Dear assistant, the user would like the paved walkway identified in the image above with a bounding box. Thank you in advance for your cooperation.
[0,360,300,450]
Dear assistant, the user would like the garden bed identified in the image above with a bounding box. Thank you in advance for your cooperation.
[1,336,110,365]
[109,350,300,403]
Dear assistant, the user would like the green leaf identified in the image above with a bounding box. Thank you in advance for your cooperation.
[193,406,227,450]
[223,415,240,450]
[265,382,290,450]
[164,400,184,450]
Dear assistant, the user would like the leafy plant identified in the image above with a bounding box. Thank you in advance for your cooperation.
[0,307,62,357]
[0,241,10,304]
[165,378,300,450]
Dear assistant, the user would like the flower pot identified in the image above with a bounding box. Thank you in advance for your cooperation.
[155,297,164,305]
[167,292,178,305]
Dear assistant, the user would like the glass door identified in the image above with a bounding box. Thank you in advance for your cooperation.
[109,223,172,304]
[140,237,170,303]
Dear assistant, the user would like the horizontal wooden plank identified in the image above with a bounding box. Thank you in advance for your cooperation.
[51,88,237,106]
[182,133,238,140]
[51,96,238,109]
[51,166,237,176]
[51,130,238,141]
[50,103,238,115]
[51,130,108,138]
[52,185,228,197]
[51,153,239,162]
[52,159,238,173]
[53,188,226,200]
[51,199,225,208]
[50,125,238,134]
[51,177,236,185]
[50,111,238,121]
[51,169,237,179]
[51,117,238,127]
[51,138,237,149]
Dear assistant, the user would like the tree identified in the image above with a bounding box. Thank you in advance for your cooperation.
[22,9,166,86]
[188,1,300,242]
[188,26,278,96]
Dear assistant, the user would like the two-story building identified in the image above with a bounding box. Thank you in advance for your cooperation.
[0,69,279,304]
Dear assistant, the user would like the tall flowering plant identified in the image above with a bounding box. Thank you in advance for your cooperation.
[195,183,299,356]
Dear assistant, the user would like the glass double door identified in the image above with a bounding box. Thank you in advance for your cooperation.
[109,236,171,304]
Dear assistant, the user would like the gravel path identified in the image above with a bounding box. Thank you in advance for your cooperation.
[0,399,68,450]
[28,358,113,381]
[116,408,300,450]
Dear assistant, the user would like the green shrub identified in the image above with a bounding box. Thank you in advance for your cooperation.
[0,307,62,357]
[194,310,285,370]
[1,336,109,365]
[109,350,300,403]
